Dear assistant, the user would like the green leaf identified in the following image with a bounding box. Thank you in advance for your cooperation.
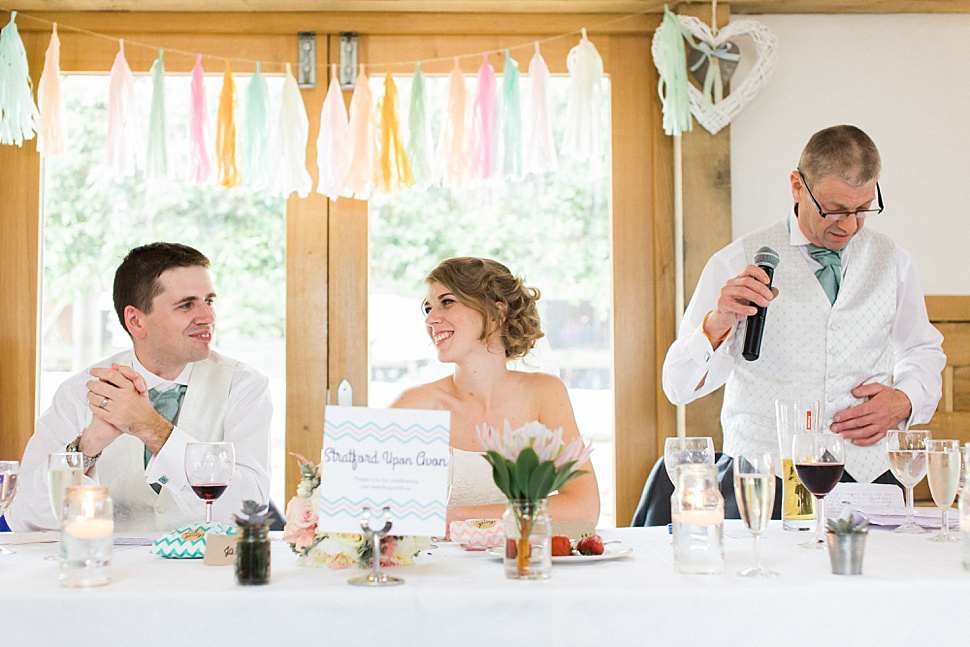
[485,451,512,498]
[514,448,540,499]
[528,460,557,500]
[550,463,589,492]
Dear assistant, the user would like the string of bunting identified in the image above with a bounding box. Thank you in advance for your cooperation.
[0,8,640,200]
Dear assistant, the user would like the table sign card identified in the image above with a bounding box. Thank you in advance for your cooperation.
[317,405,451,537]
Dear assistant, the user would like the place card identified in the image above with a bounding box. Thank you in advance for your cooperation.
[825,483,903,520]
[317,405,451,537]
[203,532,237,566]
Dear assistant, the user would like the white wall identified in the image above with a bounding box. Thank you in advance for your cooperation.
[730,14,970,295]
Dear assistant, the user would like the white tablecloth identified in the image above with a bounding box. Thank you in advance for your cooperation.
[2,523,967,645]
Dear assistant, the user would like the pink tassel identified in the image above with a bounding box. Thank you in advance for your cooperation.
[523,42,558,175]
[468,54,498,181]
[37,23,64,156]
[341,64,374,200]
[105,40,141,174]
[189,54,211,184]
[316,64,350,200]
[438,57,468,188]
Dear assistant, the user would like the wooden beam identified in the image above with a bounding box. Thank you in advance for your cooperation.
[6,1,970,14]
[13,12,659,36]
[0,32,43,462]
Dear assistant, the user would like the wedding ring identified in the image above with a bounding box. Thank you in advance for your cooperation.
[99,396,109,409]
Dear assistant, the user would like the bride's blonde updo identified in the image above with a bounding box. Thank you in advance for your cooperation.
[426,257,543,359]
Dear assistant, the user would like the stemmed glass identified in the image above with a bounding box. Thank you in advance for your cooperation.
[886,430,930,534]
[664,437,715,489]
[47,452,84,560]
[184,442,235,524]
[793,433,845,549]
[733,450,778,577]
[926,439,960,542]
[0,461,19,555]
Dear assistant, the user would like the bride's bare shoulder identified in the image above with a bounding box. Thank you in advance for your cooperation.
[388,376,455,409]
[514,371,569,399]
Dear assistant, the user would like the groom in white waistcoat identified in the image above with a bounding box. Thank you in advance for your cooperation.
[662,125,945,484]
[7,243,272,531]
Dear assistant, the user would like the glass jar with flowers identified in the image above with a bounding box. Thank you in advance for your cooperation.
[233,500,273,585]
[479,421,592,580]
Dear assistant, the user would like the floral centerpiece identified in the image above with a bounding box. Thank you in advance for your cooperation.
[478,421,593,578]
[282,454,430,569]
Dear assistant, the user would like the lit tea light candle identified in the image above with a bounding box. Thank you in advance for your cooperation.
[672,510,722,526]
[65,518,114,538]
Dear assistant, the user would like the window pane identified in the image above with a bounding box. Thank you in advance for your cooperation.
[40,74,287,507]
[368,73,615,526]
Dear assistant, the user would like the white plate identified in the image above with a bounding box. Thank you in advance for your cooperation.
[485,542,633,563]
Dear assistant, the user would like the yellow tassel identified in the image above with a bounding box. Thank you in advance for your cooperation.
[377,68,413,192]
[216,59,239,188]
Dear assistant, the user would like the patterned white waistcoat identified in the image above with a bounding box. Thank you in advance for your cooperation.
[95,350,237,531]
[721,220,896,483]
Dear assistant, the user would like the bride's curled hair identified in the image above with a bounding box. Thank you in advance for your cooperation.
[426,257,543,359]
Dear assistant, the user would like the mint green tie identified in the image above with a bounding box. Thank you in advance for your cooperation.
[806,244,842,305]
[145,385,187,493]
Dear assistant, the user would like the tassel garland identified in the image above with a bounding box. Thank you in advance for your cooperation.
[145,49,168,178]
[0,11,41,147]
[189,54,211,183]
[216,60,239,188]
[37,22,65,155]
[276,63,312,198]
[106,40,141,174]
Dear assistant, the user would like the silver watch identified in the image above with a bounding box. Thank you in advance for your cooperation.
[66,435,101,469]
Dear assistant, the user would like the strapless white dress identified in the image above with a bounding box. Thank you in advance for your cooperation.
[449,448,507,509]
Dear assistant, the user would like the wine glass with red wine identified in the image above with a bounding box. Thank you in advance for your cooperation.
[792,433,845,549]
[184,442,235,524]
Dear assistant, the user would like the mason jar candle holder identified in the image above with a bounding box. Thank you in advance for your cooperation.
[671,464,724,574]
[60,486,113,587]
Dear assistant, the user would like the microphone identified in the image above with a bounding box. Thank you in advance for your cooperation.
[741,246,780,361]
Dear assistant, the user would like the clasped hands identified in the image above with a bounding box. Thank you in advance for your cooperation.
[708,265,911,446]
[81,364,173,458]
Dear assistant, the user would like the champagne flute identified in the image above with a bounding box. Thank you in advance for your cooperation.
[47,452,84,560]
[886,430,930,534]
[926,439,960,542]
[184,442,235,525]
[733,450,778,577]
[664,436,715,490]
[48,452,83,527]
[0,460,19,555]
[793,433,845,548]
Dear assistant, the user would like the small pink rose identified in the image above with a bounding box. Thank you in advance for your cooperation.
[282,497,318,549]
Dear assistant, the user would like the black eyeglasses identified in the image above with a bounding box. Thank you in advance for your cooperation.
[797,169,884,221]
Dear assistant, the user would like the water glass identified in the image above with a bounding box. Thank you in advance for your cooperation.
[60,486,113,587]
[664,436,714,489]
[775,399,819,531]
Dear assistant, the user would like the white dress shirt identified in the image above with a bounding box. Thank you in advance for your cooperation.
[7,350,272,532]
[662,208,945,429]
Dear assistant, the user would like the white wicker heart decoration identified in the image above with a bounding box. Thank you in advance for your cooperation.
[677,16,778,135]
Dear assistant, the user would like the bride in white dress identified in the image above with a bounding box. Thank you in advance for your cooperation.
[390,257,599,525]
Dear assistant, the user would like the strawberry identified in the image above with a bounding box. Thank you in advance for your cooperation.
[505,538,517,559]
[551,535,572,557]
[575,534,604,556]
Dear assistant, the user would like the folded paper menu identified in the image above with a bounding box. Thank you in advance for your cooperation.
[826,483,958,529]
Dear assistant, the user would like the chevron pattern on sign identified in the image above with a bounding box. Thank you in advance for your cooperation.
[150,522,236,559]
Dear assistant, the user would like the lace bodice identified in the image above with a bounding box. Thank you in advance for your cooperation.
[449,448,507,509]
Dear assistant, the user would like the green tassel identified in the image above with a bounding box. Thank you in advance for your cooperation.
[0,11,40,146]
[243,62,272,190]
[653,6,692,136]
[501,49,522,177]
[146,49,167,178]
[407,63,433,186]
